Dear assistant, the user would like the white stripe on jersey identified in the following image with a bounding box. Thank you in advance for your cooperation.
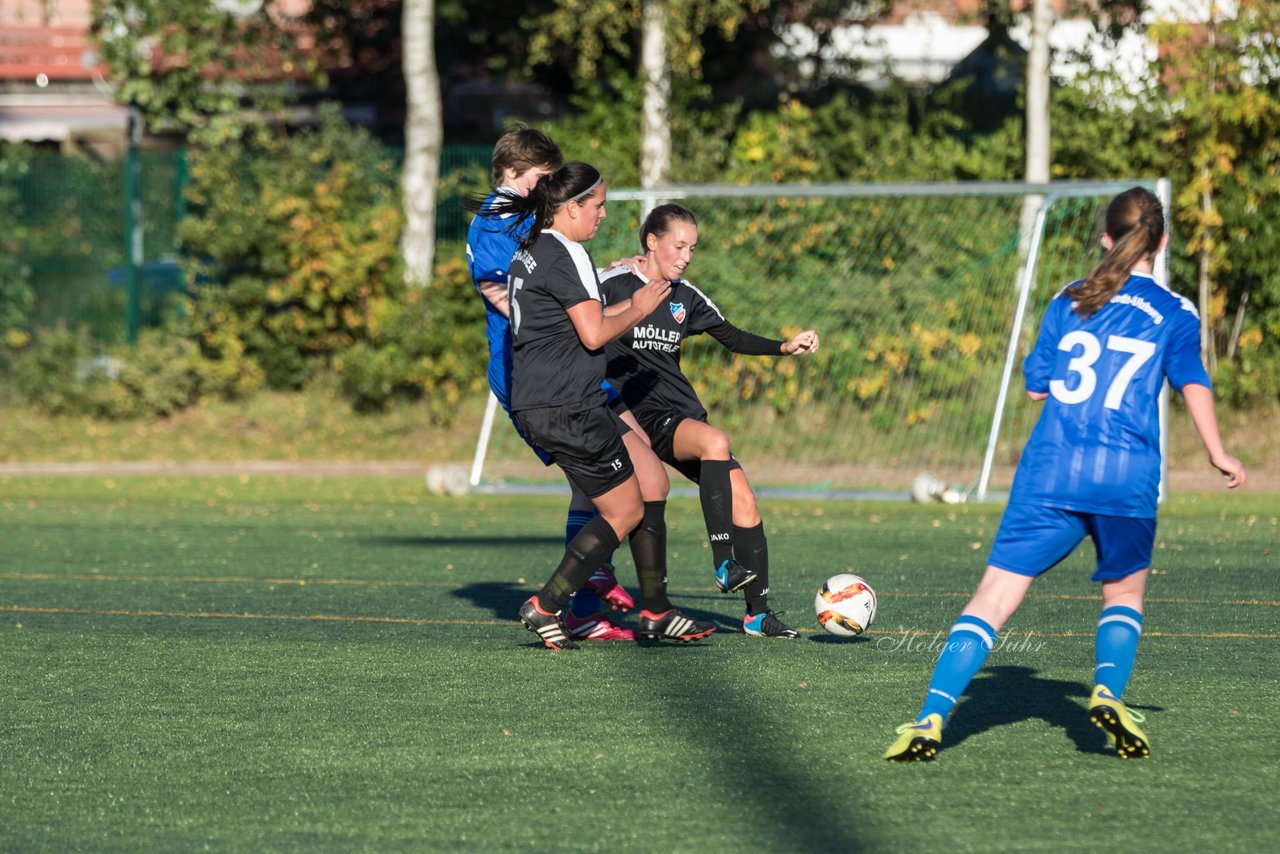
[545,229,601,301]
[1132,271,1200,318]
[679,278,725,321]
[598,265,632,282]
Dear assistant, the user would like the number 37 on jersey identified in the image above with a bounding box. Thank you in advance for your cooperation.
[1050,331,1155,410]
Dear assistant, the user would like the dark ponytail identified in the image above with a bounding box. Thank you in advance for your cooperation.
[1068,187,1164,319]
[464,162,603,249]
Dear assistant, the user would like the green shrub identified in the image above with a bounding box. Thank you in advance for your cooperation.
[334,253,487,422]
[12,326,204,419]
[0,144,35,359]
[180,105,403,390]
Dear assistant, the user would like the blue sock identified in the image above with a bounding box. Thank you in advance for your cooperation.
[1094,605,1143,698]
[918,615,998,723]
[566,510,602,618]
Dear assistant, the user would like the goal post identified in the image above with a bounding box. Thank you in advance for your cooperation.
[466,179,1170,499]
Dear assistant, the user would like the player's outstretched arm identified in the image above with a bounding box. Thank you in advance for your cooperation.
[1182,383,1246,488]
[567,278,671,350]
[781,330,819,355]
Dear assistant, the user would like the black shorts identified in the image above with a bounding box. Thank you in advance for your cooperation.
[514,403,635,499]
[643,412,742,484]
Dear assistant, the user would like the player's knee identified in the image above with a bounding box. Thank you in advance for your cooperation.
[701,428,731,460]
[732,488,760,526]
[644,465,670,500]
[614,503,644,535]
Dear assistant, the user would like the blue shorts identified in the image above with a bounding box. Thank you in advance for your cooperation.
[987,503,1156,581]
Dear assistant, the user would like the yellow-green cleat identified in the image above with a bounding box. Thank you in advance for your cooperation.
[883,713,943,762]
[1089,685,1150,759]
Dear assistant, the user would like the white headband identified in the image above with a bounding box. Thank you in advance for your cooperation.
[560,177,602,206]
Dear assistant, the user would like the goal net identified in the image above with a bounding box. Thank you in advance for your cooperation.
[465,179,1170,499]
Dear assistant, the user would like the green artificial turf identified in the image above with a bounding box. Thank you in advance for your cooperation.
[1,476,1276,851]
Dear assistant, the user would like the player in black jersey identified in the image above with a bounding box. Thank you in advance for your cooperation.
[599,204,819,638]
[477,165,717,648]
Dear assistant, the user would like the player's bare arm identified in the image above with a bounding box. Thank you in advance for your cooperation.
[1181,383,1246,488]
[567,279,671,349]
[604,299,634,317]
[477,279,510,318]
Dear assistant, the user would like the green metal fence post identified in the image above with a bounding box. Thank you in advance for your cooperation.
[175,148,187,223]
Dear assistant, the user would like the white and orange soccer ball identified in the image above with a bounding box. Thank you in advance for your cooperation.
[814,574,877,637]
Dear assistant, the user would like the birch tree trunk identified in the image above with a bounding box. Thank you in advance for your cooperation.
[1017,0,1052,263]
[1024,0,1051,187]
[639,0,670,190]
[401,0,442,286]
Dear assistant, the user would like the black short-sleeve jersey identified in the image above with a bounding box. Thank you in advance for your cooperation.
[508,229,608,412]
[600,269,728,425]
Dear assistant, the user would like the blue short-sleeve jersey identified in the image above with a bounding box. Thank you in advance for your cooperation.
[1010,272,1211,517]
[465,190,530,411]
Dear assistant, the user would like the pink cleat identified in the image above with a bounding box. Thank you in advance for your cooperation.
[585,564,635,611]
[563,610,636,641]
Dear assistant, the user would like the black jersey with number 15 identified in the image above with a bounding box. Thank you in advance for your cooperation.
[507,229,608,413]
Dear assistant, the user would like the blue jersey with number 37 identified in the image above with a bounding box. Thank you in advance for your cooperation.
[1010,272,1210,517]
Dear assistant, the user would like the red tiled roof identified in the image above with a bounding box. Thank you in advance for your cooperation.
[0,24,105,81]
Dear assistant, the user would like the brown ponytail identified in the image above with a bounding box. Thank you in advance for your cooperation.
[1068,187,1164,319]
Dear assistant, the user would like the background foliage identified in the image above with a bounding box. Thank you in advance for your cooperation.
[0,145,35,360]
[6,1,1280,430]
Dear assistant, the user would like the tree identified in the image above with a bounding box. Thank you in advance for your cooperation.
[401,0,443,284]
[527,0,769,186]
[1152,0,1280,370]
[639,1,670,189]
[91,1,312,142]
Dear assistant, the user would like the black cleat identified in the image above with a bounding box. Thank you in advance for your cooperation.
[518,596,580,650]
[714,559,758,593]
[743,610,799,638]
[637,608,716,642]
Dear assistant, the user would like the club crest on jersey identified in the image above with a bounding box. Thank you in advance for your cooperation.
[669,302,686,323]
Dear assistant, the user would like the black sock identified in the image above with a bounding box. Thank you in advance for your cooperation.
[536,515,621,613]
[736,522,770,615]
[699,459,735,568]
[629,500,672,613]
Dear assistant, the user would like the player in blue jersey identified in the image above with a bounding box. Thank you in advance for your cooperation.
[466,130,635,641]
[884,187,1246,762]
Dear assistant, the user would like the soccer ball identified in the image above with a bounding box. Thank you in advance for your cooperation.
[910,472,942,504]
[910,471,968,505]
[814,574,877,637]
[425,464,471,496]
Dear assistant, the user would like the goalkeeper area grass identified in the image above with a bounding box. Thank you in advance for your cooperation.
[2,475,1276,850]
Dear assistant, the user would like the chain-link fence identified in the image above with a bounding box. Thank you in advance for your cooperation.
[2,144,491,346]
